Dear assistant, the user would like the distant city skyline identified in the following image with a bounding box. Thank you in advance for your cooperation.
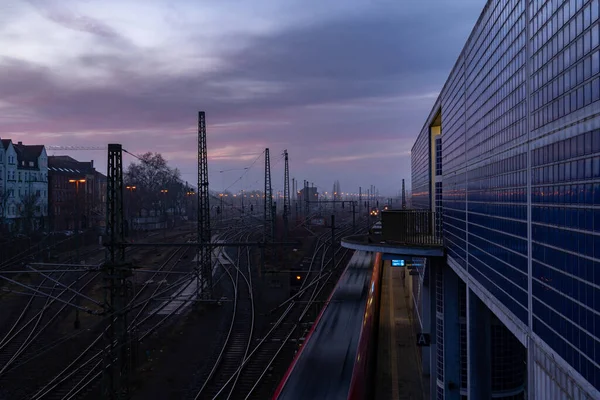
[0,0,483,196]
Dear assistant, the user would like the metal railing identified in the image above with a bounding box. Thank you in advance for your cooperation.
[380,209,443,247]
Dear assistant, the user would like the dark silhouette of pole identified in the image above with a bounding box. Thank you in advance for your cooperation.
[331,215,335,269]
[352,201,356,233]
[69,178,85,330]
[161,189,168,239]
[283,150,290,239]
[263,148,273,272]
[197,111,212,299]
[103,143,130,399]
[359,186,362,217]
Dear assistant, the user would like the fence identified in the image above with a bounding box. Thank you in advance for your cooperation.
[381,210,443,247]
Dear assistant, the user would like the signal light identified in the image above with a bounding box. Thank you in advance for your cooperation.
[296,275,301,280]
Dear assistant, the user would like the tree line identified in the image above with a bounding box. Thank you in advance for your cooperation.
[124,152,192,217]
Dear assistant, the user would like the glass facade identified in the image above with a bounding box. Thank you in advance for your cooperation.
[412,125,431,210]
[410,0,600,391]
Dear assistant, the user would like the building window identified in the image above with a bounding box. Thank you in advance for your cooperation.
[29,161,33,167]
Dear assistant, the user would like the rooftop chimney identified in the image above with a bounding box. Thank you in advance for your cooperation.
[17,141,22,145]
[90,160,94,169]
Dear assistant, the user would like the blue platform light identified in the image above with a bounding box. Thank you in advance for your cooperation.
[391,260,405,267]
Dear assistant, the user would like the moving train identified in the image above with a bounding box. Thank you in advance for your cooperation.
[272,251,383,400]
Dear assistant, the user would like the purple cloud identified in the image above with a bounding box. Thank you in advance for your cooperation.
[0,1,482,195]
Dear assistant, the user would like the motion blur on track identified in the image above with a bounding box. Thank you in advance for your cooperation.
[272,251,382,400]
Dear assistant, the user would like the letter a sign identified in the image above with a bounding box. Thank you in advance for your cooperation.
[416,333,430,347]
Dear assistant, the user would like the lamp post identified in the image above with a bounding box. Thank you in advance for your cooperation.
[160,189,168,238]
[185,189,195,223]
[68,179,86,257]
[219,193,224,222]
[68,178,85,329]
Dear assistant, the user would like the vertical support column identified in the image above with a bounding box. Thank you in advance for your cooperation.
[263,148,273,269]
[352,201,356,233]
[198,111,212,299]
[103,143,130,399]
[304,180,309,225]
[467,288,492,399]
[525,0,535,398]
[330,215,335,268]
[359,186,362,218]
[422,258,432,377]
[264,148,273,244]
[283,150,290,239]
[291,178,295,221]
[402,179,407,209]
[429,260,439,398]
[443,267,460,400]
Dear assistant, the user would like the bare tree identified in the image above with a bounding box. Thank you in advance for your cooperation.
[124,152,184,216]
[19,193,39,234]
[0,189,10,233]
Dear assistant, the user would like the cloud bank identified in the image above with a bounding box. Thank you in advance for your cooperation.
[0,0,483,195]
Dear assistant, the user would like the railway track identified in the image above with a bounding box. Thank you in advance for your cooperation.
[0,227,199,399]
[31,243,197,399]
[191,233,254,400]
[198,224,357,400]
[0,218,359,399]
[24,224,247,399]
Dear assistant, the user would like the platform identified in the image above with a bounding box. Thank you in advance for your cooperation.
[341,234,444,257]
[376,260,428,400]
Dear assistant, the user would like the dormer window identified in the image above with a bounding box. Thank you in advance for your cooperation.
[29,161,34,167]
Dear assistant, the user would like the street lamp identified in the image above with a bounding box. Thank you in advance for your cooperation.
[185,189,195,222]
[68,178,86,329]
[160,189,168,237]
[68,179,86,233]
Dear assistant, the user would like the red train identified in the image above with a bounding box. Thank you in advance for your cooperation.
[272,251,383,400]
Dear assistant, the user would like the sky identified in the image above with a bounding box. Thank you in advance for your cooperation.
[0,0,483,197]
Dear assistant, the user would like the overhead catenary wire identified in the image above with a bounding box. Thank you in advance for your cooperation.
[221,150,265,194]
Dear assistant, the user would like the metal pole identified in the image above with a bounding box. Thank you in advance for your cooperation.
[75,181,80,329]
[359,186,362,218]
[75,181,80,263]
[352,201,356,233]
[331,215,335,270]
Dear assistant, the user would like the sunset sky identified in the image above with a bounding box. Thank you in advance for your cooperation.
[0,0,482,196]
